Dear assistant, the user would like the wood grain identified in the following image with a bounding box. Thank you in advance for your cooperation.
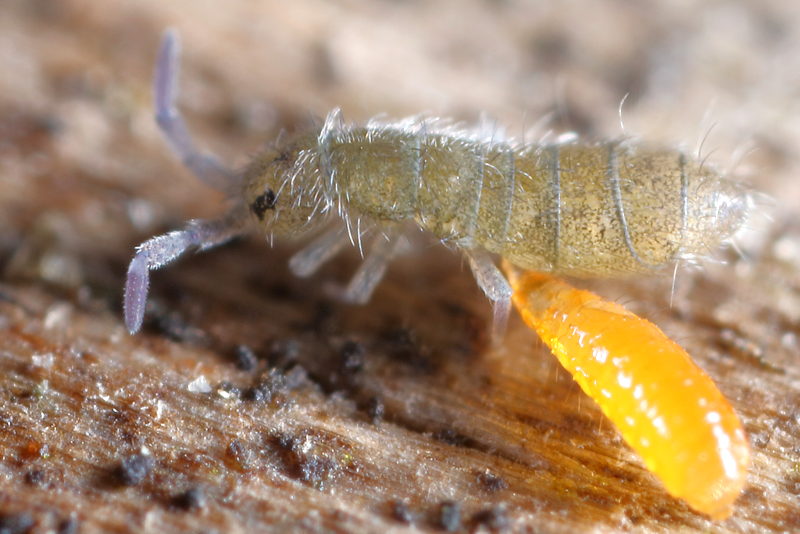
[0,1,797,532]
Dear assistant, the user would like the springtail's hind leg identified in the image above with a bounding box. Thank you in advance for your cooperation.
[288,226,350,278]
[124,215,245,334]
[155,29,238,192]
[466,250,512,344]
[342,232,400,305]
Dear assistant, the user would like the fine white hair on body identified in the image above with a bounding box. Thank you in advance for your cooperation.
[124,29,751,340]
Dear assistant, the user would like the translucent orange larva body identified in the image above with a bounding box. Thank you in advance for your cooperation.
[503,265,750,519]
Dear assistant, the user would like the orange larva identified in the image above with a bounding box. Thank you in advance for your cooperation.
[503,264,750,519]
[125,30,753,518]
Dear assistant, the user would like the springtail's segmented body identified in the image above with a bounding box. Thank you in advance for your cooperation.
[124,30,752,517]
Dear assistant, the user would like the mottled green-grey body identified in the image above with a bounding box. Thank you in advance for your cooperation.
[242,126,746,277]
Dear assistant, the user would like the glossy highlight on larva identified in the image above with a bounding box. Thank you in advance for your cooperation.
[123,30,752,518]
[504,265,750,519]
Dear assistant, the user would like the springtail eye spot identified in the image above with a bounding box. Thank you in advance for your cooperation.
[502,262,750,519]
[250,189,277,221]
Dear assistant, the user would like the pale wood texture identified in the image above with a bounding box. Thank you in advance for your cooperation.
[0,1,798,532]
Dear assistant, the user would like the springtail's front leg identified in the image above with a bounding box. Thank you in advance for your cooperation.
[124,216,246,334]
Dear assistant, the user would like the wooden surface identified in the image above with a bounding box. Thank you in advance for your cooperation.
[0,1,798,532]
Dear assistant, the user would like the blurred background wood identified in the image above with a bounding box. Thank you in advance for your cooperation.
[0,0,797,532]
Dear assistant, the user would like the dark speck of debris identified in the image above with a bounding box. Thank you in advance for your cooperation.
[307,300,335,333]
[147,302,208,344]
[243,368,285,403]
[443,300,487,352]
[339,340,365,374]
[367,396,385,424]
[56,516,79,534]
[390,500,414,524]
[24,469,46,486]
[433,428,471,447]
[268,339,301,368]
[117,453,154,486]
[275,433,296,450]
[233,344,258,371]
[472,504,510,531]
[299,455,336,486]
[271,432,338,486]
[383,327,415,358]
[243,384,269,403]
[225,439,252,471]
[283,364,310,390]
[0,513,34,534]
[476,470,509,492]
[173,487,206,511]
[382,327,432,372]
[244,364,309,403]
[437,500,462,532]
